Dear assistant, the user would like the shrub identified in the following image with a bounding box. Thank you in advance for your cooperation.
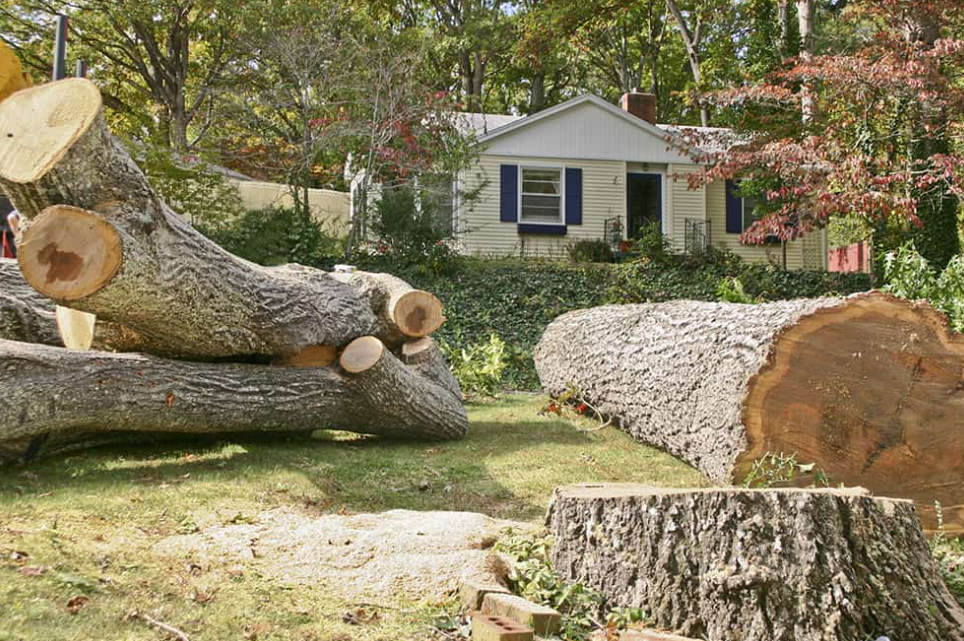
[440,333,507,397]
[883,244,964,332]
[567,239,614,263]
[716,277,756,304]
[631,221,672,263]
[202,205,340,266]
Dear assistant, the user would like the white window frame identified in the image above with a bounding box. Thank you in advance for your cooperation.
[518,164,566,225]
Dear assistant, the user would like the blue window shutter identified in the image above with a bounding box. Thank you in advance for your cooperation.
[565,167,583,225]
[500,165,518,223]
[725,180,743,234]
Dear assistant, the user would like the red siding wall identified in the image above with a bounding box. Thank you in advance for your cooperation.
[828,241,870,273]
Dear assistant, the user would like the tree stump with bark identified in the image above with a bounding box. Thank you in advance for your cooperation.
[0,78,467,461]
[548,484,964,641]
[535,293,964,533]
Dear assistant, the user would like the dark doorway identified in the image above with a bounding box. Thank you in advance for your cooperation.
[627,173,661,239]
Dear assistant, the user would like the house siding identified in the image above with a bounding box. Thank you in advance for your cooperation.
[705,179,807,269]
[459,154,624,258]
[667,164,705,252]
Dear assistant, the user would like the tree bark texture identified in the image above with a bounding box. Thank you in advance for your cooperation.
[0,258,60,345]
[0,79,442,360]
[0,337,468,465]
[548,484,964,641]
[534,292,964,533]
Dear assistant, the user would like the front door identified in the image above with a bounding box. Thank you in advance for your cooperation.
[627,173,661,239]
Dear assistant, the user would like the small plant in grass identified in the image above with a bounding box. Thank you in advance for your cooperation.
[496,530,605,641]
[440,333,506,397]
[742,451,834,489]
[540,384,613,431]
[931,502,964,607]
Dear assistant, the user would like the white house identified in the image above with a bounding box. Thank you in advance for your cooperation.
[454,92,827,270]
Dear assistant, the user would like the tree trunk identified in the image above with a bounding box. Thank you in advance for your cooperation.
[777,1,790,58]
[796,0,814,122]
[0,258,60,345]
[0,336,468,464]
[535,292,964,533]
[0,79,443,361]
[548,484,964,641]
[665,0,709,127]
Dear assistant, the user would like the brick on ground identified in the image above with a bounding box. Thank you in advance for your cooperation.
[481,593,561,637]
[459,579,511,610]
[471,612,534,641]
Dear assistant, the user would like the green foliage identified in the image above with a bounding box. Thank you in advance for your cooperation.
[631,222,672,264]
[882,244,964,332]
[440,333,507,398]
[932,504,964,608]
[716,277,757,304]
[137,144,244,231]
[742,452,833,489]
[368,186,458,275]
[567,239,614,263]
[496,531,605,641]
[202,206,340,266]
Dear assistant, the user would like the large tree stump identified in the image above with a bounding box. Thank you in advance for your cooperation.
[0,79,443,360]
[0,337,468,464]
[534,293,964,533]
[549,484,964,641]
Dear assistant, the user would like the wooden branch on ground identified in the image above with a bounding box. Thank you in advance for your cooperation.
[549,484,964,641]
[535,292,964,533]
[0,79,445,360]
[0,337,468,464]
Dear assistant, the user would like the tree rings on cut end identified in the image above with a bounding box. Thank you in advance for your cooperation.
[55,306,96,350]
[392,290,444,337]
[18,205,122,301]
[340,336,385,373]
[0,78,103,184]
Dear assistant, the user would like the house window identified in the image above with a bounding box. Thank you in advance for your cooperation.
[520,167,563,224]
[742,195,761,232]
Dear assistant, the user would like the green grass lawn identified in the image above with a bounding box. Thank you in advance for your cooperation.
[0,394,701,641]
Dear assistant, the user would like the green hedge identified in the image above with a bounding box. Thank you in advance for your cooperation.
[332,254,872,391]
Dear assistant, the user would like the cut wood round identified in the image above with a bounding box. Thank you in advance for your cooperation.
[548,484,964,641]
[0,337,468,464]
[281,345,338,368]
[0,258,61,345]
[55,306,97,350]
[340,336,385,373]
[333,271,445,342]
[534,292,964,533]
[0,79,446,360]
[18,205,123,300]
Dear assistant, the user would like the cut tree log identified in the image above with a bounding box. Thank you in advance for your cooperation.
[534,292,964,533]
[401,337,463,401]
[0,257,60,345]
[0,79,444,360]
[549,484,964,641]
[0,337,468,464]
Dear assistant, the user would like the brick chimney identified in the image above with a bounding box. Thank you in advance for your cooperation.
[620,91,657,125]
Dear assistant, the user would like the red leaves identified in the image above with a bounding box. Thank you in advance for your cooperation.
[66,595,89,615]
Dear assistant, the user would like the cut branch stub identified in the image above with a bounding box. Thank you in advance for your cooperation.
[18,205,122,300]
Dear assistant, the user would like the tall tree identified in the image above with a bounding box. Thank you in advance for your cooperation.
[0,0,245,151]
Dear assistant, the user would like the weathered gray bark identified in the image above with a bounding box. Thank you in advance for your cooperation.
[535,292,964,534]
[549,484,964,641]
[0,80,442,360]
[536,296,839,482]
[0,258,60,345]
[0,337,468,464]
[401,337,463,401]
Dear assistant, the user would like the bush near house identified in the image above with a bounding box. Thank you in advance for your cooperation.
[332,253,872,390]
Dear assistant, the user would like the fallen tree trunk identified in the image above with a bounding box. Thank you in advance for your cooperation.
[0,79,443,360]
[0,337,467,464]
[0,258,60,345]
[535,292,964,533]
[549,484,964,641]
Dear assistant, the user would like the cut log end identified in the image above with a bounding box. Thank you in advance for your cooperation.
[18,205,123,301]
[340,336,385,373]
[401,337,434,362]
[0,78,102,185]
[55,306,96,350]
[282,344,338,368]
[393,290,444,338]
